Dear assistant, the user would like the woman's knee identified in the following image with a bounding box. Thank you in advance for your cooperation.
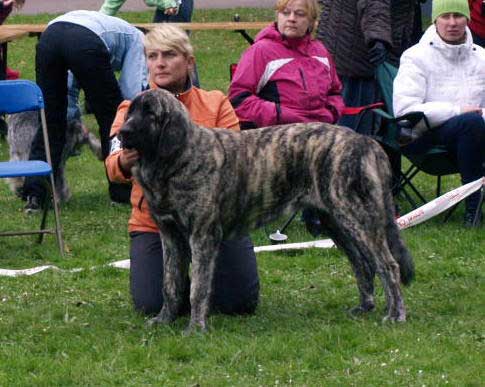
[456,112,485,136]
[131,292,163,316]
[129,232,164,316]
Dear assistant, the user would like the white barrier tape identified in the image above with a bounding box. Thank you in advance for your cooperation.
[396,177,484,230]
[0,265,60,277]
[254,238,335,252]
[2,177,483,277]
[0,264,83,277]
[108,259,130,269]
[0,239,336,277]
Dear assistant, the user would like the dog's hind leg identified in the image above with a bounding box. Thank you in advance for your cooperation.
[149,220,191,327]
[325,214,406,322]
[321,220,376,314]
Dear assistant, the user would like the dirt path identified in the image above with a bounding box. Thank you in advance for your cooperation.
[19,0,274,15]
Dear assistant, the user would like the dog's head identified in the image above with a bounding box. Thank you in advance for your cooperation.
[119,89,190,162]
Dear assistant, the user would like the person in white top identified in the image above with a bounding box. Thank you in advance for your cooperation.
[393,0,485,227]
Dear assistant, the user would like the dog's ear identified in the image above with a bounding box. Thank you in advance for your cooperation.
[152,89,189,158]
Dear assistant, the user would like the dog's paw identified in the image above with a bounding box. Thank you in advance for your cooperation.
[382,302,407,323]
[146,316,160,328]
[183,319,208,336]
[146,309,176,328]
[382,311,407,323]
[348,302,375,317]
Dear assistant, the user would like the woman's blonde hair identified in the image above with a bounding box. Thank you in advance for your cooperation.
[275,0,320,26]
[143,24,194,59]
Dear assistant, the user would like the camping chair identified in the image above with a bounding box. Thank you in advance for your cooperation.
[0,80,64,255]
[372,62,459,209]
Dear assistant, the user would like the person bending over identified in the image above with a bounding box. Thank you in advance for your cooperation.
[23,10,148,210]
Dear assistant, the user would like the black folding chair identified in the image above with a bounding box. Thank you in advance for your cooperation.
[373,62,460,209]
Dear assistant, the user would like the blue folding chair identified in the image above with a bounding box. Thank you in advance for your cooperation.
[0,80,64,255]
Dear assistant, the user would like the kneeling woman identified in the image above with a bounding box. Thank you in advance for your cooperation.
[106,25,260,315]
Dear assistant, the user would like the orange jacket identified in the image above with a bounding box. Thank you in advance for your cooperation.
[105,86,240,233]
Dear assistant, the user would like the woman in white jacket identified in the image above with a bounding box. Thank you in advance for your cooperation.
[393,0,485,227]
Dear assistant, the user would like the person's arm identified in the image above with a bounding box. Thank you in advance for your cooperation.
[146,0,180,7]
[66,72,82,122]
[106,100,137,183]
[99,0,127,16]
[228,45,281,128]
[393,52,460,127]
[357,0,392,59]
[118,31,149,100]
[0,0,13,24]
[324,54,345,123]
[215,95,241,131]
[0,0,13,11]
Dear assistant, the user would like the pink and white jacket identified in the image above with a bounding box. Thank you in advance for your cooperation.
[228,23,344,129]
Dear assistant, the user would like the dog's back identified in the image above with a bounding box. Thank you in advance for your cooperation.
[208,121,414,285]
[204,123,371,231]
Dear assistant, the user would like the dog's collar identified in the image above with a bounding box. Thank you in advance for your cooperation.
[149,77,194,99]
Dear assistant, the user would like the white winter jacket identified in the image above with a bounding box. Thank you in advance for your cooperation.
[393,25,485,128]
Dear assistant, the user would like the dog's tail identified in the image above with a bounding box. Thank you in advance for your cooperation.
[386,211,415,286]
[85,131,103,160]
[375,142,415,286]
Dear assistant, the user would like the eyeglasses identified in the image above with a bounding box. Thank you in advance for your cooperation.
[280,8,308,18]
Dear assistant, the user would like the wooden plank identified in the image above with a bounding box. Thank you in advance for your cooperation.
[0,21,269,35]
[0,29,28,43]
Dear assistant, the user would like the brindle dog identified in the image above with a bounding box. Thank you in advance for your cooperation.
[120,89,414,333]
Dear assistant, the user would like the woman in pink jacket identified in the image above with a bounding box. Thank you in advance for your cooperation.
[228,0,344,130]
[229,0,344,235]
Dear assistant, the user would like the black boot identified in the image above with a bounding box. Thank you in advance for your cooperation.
[464,208,482,228]
[464,191,483,228]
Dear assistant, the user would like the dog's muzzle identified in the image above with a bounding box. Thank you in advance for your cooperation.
[119,126,135,150]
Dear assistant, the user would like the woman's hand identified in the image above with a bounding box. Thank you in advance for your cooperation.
[164,7,179,15]
[461,105,482,114]
[119,149,140,175]
[3,0,15,7]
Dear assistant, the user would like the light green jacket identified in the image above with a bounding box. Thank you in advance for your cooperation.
[100,0,181,16]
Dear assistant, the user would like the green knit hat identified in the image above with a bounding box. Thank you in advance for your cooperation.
[432,0,470,21]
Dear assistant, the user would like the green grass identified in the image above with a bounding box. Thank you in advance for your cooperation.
[1,9,484,386]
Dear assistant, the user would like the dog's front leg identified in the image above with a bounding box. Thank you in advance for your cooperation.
[186,226,222,334]
[148,220,190,327]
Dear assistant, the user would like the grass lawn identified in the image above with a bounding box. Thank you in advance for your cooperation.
[1,8,484,386]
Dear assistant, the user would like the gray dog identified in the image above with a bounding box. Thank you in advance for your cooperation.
[6,111,102,202]
[120,89,414,333]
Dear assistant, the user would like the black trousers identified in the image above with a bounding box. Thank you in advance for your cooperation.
[24,22,123,200]
[403,112,485,212]
[129,232,260,316]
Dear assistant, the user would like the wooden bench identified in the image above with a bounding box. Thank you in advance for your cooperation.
[1,21,268,36]
[0,21,268,79]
